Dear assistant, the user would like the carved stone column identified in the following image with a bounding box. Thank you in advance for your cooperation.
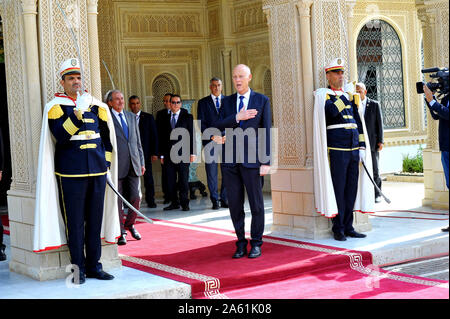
[21,0,41,181]
[221,48,232,96]
[346,0,357,81]
[87,0,102,100]
[296,0,314,168]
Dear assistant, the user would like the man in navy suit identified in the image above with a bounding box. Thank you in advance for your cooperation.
[129,95,158,208]
[213,64,272,259]
[160,95,195,211]
[197,77,228,210]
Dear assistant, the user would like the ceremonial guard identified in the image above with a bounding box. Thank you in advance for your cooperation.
[33,59,120,284]
[313,58,374,241]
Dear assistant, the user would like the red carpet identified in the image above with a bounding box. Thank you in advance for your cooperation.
[1,214,9,235]
[119,219,449,299]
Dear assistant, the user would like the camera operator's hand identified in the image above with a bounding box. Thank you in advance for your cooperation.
[423,84,434,103]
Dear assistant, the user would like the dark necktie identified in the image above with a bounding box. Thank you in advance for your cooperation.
[171,113,177,129]
[238,95,245,112]
[238,96,245,128]
[119,113,129,140]
[215,97,220,113]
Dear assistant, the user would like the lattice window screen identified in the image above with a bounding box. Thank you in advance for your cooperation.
[151,73,180,115]
[357,20,406,129]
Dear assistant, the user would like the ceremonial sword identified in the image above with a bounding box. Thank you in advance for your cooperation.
[361,160,391,204]
[106,176,154,224]
[56,1,153,224]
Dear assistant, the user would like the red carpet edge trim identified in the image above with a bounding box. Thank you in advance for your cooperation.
[123,219,449,298]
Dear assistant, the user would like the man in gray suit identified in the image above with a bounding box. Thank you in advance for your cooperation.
[106,90,145,245]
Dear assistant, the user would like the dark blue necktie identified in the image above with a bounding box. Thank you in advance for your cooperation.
[238,96,245,127]
[119,113,129,140]
[238,96,245,112]
[215,97,220,113]
[171,113,177,129]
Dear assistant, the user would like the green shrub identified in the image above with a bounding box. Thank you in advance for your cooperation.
[402,147,423,173]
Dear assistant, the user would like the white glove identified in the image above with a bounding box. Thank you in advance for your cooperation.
[359,149,366,163]
[106,170,114,186]
[344,82,355,94]
[76,92,93,111]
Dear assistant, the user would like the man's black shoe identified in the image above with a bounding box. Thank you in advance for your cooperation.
[72,272,86,285]
[0,244,6,261]
[345,230,367,238]
[86,270,114,280]
[232,247,247,259]
[182,206,190,211]
[212,201,219,210]
[248,246,262,259]
[220,201,229,208]
[164,204,180,211]
[442,226,449,232]
[333,232,347,241]
[126,226,141,240]
[117,234,127,246]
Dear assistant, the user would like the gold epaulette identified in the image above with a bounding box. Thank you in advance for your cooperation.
[98,107,108,122]
[353,94,361,107]
[48,104,64,120]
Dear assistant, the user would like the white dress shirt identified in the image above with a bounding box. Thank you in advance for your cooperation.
[135,110,141,125]
[236,89,251,113]
[211,94,222,111]
[111,108,128,128]
[360,97,367,118]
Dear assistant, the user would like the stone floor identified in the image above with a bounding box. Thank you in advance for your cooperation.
[0,181,448,298]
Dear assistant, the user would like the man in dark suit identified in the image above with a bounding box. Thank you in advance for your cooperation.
[156,93,173,204]
[129,95,158,208]
[107,90,145,245]
[213,64,271,259]
[423,84,449,232]
[160,95,195,211]
[356,83,384,203]
[197,77,228,210]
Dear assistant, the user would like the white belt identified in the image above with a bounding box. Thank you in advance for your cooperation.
[70,133,100,141]
[326,123,357,130]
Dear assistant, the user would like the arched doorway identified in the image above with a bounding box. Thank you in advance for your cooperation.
[151,73,180,115]
[356,19,406,129]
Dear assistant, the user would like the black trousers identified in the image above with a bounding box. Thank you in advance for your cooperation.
[222,165,265,248]
[143,161,156,204]
[161,162,169,201]
[57,174,106,274]
[166,159,190,207]
[329,150,359,235]
[371,151,382,197]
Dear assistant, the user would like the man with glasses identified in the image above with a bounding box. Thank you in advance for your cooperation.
[160,95,195,211]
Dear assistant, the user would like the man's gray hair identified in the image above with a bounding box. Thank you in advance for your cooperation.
[104,89,122,103]
[355,82,367,91]
[210,77,222,84]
